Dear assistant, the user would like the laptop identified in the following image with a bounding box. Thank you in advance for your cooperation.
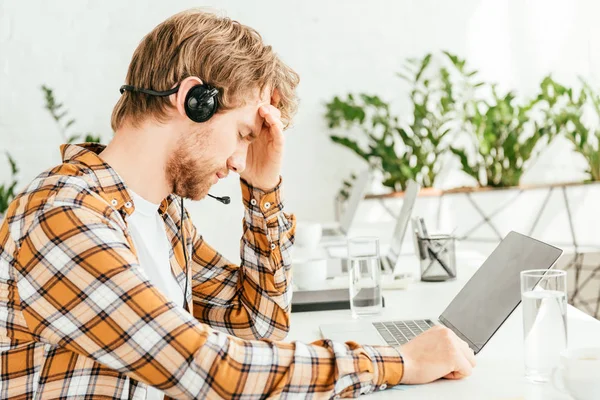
[326,180,420,277]
[320,231,563,354]
[384,180,421,273]
[321,170,372,242]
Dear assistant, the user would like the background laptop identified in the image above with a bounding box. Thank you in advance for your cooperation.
[326,180,420,277]
[321,170,371,242]
[292,180,420,310]
[320,231,563,354]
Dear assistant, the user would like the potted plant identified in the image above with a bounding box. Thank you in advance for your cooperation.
[41,85,102,144]
[536,76,600,181]
[0,86,102,224]
[449,85,551,188]
[325,52,480,196]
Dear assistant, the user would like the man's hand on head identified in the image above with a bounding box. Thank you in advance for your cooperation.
[240,89,285,191]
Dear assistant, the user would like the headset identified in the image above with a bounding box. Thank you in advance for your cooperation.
[119,82,219,123]
[120,81,230,309]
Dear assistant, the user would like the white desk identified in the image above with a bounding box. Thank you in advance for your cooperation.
[288,263,600,399]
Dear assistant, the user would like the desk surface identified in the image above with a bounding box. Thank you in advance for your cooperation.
[287,263,600,399]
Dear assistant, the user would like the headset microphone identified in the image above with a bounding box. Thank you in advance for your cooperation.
[207,194,231,205]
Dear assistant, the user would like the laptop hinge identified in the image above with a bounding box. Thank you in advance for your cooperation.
[439,315,481,354]
[381,255,394,273]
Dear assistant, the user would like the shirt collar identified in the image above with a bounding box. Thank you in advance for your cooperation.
[128,188,160,216]
[60,143,174,216]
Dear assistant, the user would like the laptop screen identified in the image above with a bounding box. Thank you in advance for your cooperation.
[386,180,420,267]
[439,231,563,353]
[339,170,371,234]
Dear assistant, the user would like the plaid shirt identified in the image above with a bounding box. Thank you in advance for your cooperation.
[0,143,404,399]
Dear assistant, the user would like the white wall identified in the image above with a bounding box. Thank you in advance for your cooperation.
[1,0,599,261]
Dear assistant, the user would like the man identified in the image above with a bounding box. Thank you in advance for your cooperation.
[0,9,475,399]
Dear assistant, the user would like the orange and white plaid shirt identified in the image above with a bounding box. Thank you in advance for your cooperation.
[0,143,404,399]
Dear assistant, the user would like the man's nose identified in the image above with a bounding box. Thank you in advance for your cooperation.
[227,146,247,174]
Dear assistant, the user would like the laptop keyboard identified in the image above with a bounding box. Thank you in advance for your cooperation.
[373,320,434,346]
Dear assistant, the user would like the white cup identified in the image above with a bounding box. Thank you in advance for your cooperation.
[292,258,328,290]
[295,221,322,249]
[552,347,600,400]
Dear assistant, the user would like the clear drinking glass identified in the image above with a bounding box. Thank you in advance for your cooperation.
[521,269,567,383]
[348,237,382,318]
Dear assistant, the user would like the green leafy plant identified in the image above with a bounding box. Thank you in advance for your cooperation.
[333,171,359,221]
[536,76,600,181]
[326,92,413,191]
[0,153,19,215]
[0,86,105,216]
[450,84,550,188]
[325,52,476,192]
[41,85,102,144]
[336,171,358,202]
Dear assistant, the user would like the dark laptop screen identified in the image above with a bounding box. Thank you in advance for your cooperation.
[439,231,563,353]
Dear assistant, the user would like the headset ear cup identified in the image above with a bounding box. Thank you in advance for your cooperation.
[184,84,219,123]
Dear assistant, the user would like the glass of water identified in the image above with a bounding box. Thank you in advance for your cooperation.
[348,237,382,318]
[521,269,567,383]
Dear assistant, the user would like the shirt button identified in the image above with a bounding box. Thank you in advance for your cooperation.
[125,201,132,208]
[264,202,271,209]
[379,384,387,391]
[270,243,276,250]
[250,199,257,206]
[111,199,118,206]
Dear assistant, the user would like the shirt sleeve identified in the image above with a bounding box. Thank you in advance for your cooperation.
[190,177,295,340]
[14,200,404,399]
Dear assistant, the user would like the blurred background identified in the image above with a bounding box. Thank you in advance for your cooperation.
[2,0,600,290]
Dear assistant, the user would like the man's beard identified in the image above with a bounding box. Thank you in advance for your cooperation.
[165,135,219,200]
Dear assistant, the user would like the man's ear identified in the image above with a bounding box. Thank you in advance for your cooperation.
[172,77,204,119]
[271,87,281,107]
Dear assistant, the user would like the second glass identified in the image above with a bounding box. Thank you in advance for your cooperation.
[347,237,382,318]
[521,269,568,383]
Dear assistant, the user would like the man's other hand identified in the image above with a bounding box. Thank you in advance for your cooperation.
[399,325,477,384]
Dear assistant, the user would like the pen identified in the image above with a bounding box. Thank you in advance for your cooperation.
[419,218,454,277]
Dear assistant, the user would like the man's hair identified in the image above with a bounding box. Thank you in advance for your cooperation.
[111,9,300,131]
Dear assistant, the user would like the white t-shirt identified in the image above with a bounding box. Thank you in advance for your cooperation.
[126,189,185,400]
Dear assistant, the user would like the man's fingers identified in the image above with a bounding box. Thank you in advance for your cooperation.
[462,344,476,368]
[455,338,476,368]
[268,104,282,119]
[259,105,269,117]
[272,107,282,119]
[445,332,473,379]
[447,362,472,380]
[453,350,473,378]
[260,108,284,133]
[448,329,476,369]
[443,370,469,380]
[260,104,281,119]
